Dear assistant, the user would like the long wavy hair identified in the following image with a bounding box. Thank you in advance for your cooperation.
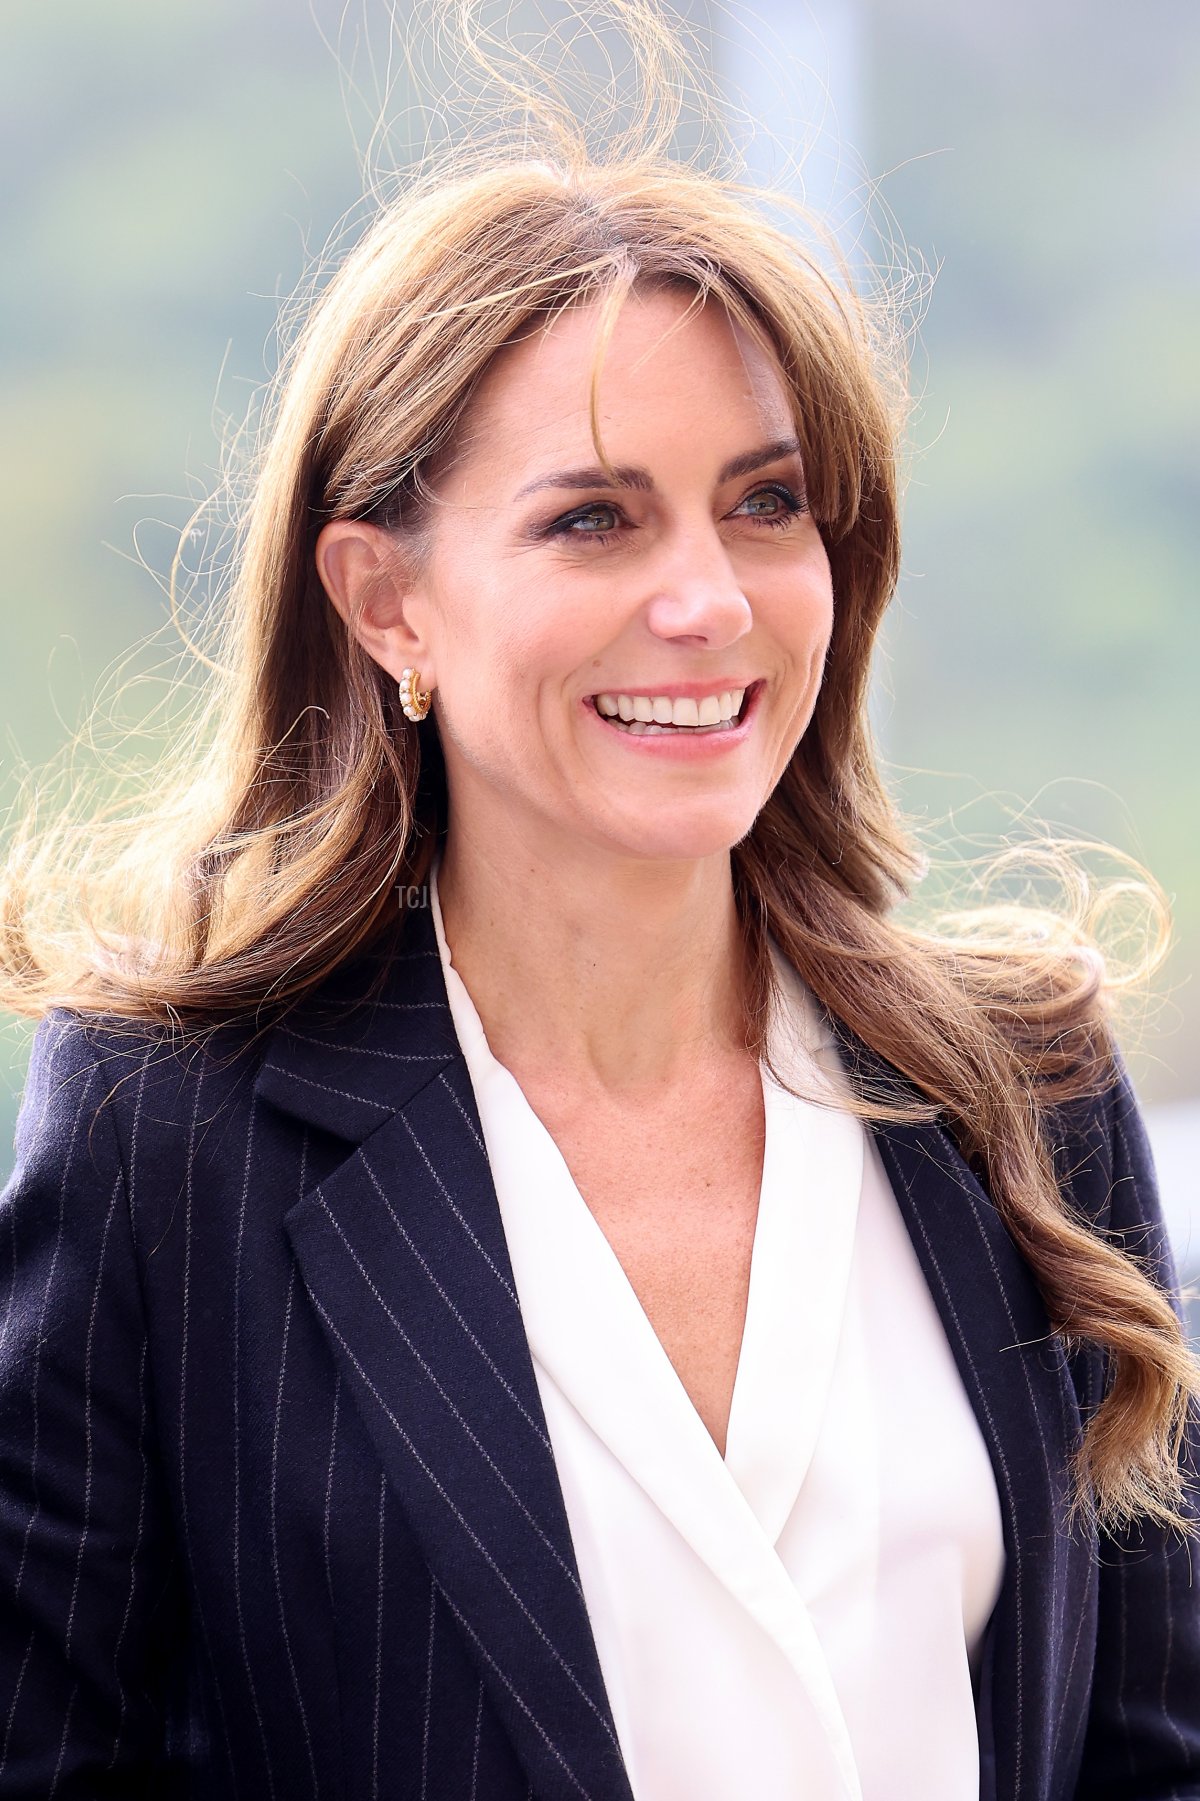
[1,0,1195,1539]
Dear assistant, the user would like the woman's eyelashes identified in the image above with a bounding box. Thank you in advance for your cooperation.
[548,502,623,541]
[537,482,809,545]
[733,483,809,528]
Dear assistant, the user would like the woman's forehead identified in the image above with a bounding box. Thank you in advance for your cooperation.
[447,289,798,492]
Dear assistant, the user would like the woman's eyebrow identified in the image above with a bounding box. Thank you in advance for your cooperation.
[511,435,803,502]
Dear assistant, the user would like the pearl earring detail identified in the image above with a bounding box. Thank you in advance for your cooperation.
[398,667,432,722]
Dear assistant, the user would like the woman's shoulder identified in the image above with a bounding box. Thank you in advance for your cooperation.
[1042,1048,1168,1253]
[15,910,453,1177]
[12,1003,267,1198]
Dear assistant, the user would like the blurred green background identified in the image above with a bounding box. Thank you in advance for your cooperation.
[2,0,1197,1280]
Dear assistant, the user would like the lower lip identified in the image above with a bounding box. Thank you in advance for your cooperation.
[582,683,764,758]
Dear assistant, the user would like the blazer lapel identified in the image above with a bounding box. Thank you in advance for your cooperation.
[256,906,634,1801]
[838,1027,1085,1801]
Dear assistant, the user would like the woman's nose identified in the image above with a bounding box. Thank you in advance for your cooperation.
[643,528,753,647]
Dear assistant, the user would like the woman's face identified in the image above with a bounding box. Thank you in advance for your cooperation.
[395,286,834,866]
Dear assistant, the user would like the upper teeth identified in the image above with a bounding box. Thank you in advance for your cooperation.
[593,690,746,725]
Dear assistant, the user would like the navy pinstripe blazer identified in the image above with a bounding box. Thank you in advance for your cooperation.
[2,894,1199,1800]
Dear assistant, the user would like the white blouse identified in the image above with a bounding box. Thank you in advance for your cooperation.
[429,862,1005,1801]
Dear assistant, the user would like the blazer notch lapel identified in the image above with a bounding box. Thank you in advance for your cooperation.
[871,1113,1083,1801]
[251,907,465,1142]
[279,926,633,1801]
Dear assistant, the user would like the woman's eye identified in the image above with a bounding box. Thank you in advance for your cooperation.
[550,503,621,538]
[734,483,806,525]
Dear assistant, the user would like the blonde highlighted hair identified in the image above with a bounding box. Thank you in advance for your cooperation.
[1,0,1195,1538]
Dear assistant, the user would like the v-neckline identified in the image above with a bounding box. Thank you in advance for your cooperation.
[429,858,864,1542]
[428,864,867,1797]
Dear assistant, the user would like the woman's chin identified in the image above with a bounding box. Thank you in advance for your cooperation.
[587,801,763,866]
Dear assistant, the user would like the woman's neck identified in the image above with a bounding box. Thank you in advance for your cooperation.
[433,826,751,1097]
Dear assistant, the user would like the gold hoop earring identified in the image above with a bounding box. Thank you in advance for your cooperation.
[398,667,432,722]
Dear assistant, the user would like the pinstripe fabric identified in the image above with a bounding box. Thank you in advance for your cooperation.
[1,897,1198,1799]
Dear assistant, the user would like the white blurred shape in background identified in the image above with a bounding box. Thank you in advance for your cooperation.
[1146,1105,1200,1341]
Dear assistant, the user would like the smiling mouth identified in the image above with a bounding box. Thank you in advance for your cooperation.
[589,683,758,735]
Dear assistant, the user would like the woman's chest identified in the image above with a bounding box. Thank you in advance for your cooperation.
[517,1062,767,1456]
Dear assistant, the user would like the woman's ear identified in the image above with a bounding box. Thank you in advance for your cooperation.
[315,519,435,688]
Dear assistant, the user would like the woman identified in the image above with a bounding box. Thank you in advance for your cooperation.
[1,39,1198,1801]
